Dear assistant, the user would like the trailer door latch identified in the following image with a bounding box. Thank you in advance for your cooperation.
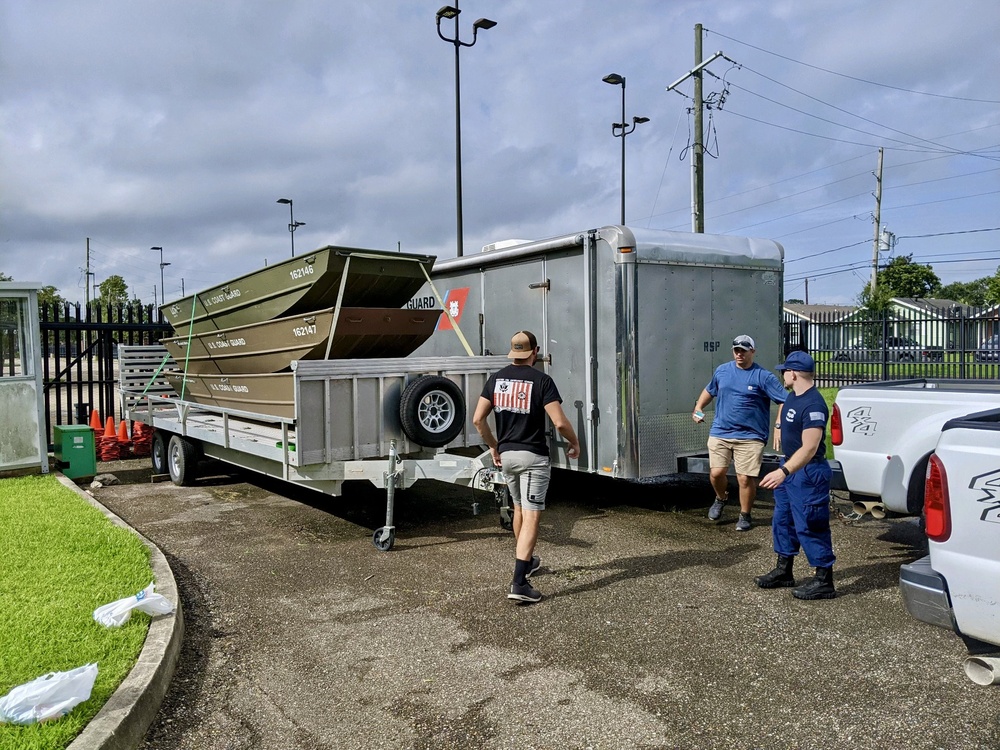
[528,279,550,290]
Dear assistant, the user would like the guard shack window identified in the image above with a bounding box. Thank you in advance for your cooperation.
[0,297,30,378]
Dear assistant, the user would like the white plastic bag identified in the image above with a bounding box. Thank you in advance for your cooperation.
[0,663,98,724]
[93,582,175,627]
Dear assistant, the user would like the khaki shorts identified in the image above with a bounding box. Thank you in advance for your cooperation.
[707,436,765,477]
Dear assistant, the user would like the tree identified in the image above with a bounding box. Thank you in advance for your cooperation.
[869,254,941,299]
[0,272,12,282]
[37,285,66,307]
[785,298,805,304]
[97,275,129,306]
[986,266,1000,306]
[939,279,989,306]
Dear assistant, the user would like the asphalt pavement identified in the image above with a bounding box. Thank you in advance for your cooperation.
[89,457,1000,750]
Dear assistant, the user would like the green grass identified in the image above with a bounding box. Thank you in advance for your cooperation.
[0,474,152,749]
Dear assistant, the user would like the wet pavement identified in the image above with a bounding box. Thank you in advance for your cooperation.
[91,457,1000,750]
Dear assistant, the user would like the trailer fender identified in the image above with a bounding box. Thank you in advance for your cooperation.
[399,375,466,448]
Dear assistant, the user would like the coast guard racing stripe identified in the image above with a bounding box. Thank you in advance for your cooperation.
[494,379,532,414]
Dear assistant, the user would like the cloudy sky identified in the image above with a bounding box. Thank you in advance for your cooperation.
[2,0,998,307]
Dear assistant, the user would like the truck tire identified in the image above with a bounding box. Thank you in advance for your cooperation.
[167,434,200,486]
[151,430,169,475]
[399,375,466,448]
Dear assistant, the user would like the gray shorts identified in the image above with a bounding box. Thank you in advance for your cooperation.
[500,450,551,512]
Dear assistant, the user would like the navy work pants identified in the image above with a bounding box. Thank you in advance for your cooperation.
[771,460,835,568]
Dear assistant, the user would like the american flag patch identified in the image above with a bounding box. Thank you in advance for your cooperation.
[809,411,826,421]
[494,378,533,414]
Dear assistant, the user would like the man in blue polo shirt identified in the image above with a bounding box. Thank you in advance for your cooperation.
[693,334,787,531]
[757,350,836,600]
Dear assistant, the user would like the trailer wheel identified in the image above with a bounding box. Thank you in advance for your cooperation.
[151,431,169,475]
[372,526,395,552]
[167,435,199,486]
[399,375,466,448]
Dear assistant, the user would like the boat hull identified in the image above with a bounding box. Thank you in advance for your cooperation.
[160,246,435,335]
[164,372,295,419]
[162,307,441,375]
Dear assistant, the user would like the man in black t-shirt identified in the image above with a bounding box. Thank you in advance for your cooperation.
[473,330,580,604]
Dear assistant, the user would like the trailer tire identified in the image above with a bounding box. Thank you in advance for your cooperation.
[167,435,199,486]
[151,431,169,475]
[399,375,466,448]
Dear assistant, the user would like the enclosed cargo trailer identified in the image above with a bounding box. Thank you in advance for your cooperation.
[412,225,785,479]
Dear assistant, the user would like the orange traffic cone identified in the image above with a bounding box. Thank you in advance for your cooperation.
[90,409,102,431]
[104,417,116,440]
[133,421,144,438]
[117,420,130,443]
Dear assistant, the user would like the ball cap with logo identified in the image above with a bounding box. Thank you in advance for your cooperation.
[732,335,755,351]
[776,350,816,372]
[508,330,538,360]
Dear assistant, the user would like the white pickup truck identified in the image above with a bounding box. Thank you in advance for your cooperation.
[832,379,1000,516]
[899,407,1000,685]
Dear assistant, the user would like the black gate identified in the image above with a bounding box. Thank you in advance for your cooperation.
[40,302,172,446]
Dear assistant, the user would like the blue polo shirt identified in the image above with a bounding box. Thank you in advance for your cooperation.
[706,361,786,442]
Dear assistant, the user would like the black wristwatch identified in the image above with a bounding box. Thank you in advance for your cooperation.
[780,466,790,477]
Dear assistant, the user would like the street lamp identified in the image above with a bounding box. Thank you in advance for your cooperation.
[151,246,169,302]
[602,73,649,226]
[435,4,497,257]
[276,198,305,257]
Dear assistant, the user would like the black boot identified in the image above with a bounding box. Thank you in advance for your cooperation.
[755,555,796,589]
[792,566,836,600]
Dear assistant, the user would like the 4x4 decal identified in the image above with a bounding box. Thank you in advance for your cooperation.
[847,406,877,435]
[968,468,1000,524]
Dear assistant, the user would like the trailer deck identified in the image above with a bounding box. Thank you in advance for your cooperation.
[118,345,512,549]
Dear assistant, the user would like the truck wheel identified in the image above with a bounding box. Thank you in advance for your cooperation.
[399,375,466,448]
[167,434,199,486]
[898,352,914,362]
[151,431,168,475]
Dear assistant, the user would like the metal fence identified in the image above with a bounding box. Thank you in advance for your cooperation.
[38,302,172,445]
[784,305,1000,388]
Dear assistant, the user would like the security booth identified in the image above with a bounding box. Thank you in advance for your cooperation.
[0,282,49,476]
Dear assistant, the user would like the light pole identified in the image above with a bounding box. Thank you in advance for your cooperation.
[276,198,305,257]
[435,4,496,257]
[151,246,169,302]
[602,73,649,226]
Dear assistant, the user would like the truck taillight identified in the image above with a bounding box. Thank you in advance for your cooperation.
[924,453,951,543]
[831,403,843,446]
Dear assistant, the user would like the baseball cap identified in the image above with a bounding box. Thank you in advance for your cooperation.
[776,350,815,372]
[732,335,755,351]
[508,330,538,360]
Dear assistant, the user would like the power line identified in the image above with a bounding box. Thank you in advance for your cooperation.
[705,28,1000,104]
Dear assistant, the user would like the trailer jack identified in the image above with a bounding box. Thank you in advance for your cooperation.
[372,440,402,551]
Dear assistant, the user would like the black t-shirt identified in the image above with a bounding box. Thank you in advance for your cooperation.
[481,363,562,456]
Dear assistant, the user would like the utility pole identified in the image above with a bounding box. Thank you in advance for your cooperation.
[665,27,731,233]
[805,278,810,305]
[692,24,704,233]
[871,147,884,293]
[84,238,95,308]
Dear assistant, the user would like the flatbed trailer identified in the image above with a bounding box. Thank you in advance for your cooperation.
[119,344,512,550]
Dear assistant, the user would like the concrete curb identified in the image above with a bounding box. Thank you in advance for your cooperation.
[56,473,184,750]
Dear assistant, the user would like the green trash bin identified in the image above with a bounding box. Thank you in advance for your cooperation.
[54,424,97,481]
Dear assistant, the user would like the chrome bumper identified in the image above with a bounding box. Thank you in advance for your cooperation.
[899,556,958,632]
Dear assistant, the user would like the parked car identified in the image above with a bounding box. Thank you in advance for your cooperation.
[831,336,944,363]
[974,334,1000,363]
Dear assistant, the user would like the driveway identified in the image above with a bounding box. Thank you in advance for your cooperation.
[91,459,1000,750]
